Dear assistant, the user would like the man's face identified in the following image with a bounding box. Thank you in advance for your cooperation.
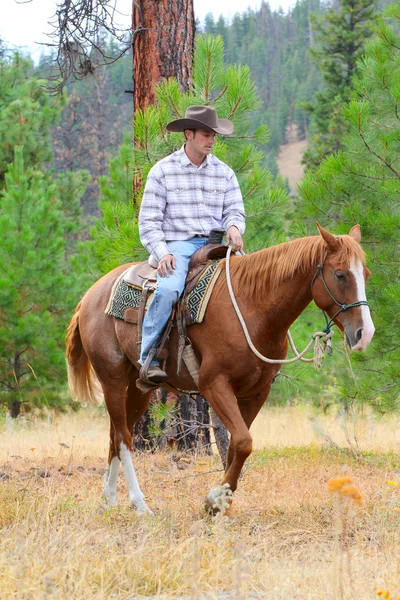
[185,129,217,156]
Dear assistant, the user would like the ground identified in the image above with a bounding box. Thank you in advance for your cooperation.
[276,124,308,197]
[0,406,399,599]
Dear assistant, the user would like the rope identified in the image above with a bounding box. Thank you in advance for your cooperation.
[225,246,333,368]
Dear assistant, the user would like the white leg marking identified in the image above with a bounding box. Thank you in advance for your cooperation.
[119,442,153,514]
[350,258,375,350]
[102,456,120,506]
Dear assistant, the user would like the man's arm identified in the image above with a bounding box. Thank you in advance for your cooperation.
[139,166,171,263]
[222,171,245,252]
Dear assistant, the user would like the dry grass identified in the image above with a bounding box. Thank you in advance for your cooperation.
[0,406,399,599]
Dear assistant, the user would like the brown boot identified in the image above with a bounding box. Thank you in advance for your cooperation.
[145,364,168,383]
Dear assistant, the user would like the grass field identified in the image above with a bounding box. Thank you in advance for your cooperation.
[0,406,399,599]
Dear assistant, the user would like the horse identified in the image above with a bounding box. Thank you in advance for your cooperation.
[66,224,375,514]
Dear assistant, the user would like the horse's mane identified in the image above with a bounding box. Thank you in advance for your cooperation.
[229,234,366,305]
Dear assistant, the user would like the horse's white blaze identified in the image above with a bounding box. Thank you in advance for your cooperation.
[102,456,119,506]
[350,258,375,350]
[119,442,152,514]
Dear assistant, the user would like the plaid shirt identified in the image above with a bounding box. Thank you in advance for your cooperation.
[139,146,245,262]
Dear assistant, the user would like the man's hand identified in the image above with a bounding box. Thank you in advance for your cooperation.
[226,226,244,253]
[157,254,176,277]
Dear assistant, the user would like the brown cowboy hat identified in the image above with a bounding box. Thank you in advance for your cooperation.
[166,106,234,135]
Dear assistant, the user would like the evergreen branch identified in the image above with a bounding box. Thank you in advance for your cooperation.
[358,117,400,179]
[228,95,243,120]
[394,101,400,123]
[203,47,212,103]
[379,30,400,52]
[230,134,259,140]
[243,182,260,199]
[166,92,182,118]
[246,202,281,218]
[160,128,176,154]
[342,168,397,181]
[213,85,229,103]
[236,157,251,173]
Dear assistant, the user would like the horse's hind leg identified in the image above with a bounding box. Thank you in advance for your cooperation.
[102,421,120,506]
[101,374,152,514]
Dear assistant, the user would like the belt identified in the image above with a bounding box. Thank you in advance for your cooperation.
[193,234,208,238]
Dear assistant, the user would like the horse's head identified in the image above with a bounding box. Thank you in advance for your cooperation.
[312,224,375,351]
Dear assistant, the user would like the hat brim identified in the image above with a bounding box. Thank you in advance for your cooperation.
[166,117,234,135]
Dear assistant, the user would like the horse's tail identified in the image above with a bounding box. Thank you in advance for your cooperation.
[66,303,102,406]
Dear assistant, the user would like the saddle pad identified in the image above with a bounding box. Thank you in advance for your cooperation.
[105,262,223,324]
[186,260,222,323]
[105,268,154,320]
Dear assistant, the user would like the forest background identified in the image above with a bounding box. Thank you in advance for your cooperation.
[0,0,398,436]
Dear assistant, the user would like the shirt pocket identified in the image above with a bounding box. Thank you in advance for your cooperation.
[202,187,224,217]
[166,187,185,217]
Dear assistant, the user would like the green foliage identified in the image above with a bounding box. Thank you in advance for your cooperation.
[0,50,91,415]
[297,4,400,414]
[0,53,62,181]
[92,34,290,269]
[302,0,377,169]
[92,135,147,272]
[0,148,90,413]
[202,0,324,153]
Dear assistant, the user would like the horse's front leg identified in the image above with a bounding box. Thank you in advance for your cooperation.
[199,375,253,515]
[224,387,272,474]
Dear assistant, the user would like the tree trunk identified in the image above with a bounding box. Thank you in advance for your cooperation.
[9,351,23,418]
[133,389,212,454]
[173,393,212,453]
[210,408,230,469]
[132,0,195,112]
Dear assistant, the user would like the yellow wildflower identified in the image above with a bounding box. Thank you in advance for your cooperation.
[340,485,363,506]
[327,476,352,492]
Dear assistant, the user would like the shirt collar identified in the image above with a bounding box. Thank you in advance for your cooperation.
[179,145,210,169]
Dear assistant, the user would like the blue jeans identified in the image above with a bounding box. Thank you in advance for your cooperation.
[139,237,209,365]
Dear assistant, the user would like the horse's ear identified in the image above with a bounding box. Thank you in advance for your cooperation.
[349,224,361,243]
[316,222,337,250]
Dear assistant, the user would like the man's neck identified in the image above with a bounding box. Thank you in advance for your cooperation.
[184,144,207,167]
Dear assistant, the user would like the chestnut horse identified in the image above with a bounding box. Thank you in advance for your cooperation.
[66,224,374,514]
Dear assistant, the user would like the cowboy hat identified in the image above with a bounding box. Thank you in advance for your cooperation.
[166,106,234,135]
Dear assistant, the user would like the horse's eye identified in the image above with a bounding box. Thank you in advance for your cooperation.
[335,271,346,281]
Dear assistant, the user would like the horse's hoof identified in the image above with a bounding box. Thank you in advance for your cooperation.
[132,499,154,515]
[102,493,118,507]
[204,483,232,516]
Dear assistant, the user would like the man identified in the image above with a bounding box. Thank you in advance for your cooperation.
[138,105,245,383]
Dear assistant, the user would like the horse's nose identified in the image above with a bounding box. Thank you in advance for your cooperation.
[355,327,363,343]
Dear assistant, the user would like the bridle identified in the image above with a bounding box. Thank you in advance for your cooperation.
[311,248,369,334]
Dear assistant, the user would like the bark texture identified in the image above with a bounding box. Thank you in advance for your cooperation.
[132,0,195,112]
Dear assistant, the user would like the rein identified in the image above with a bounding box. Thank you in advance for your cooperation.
[225,246,333,367]
[310,248,369,334]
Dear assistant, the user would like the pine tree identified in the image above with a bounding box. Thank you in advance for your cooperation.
[302,0,377,169]
[0,53,62,181]
[297,3,400,414]
[0,148,90,416]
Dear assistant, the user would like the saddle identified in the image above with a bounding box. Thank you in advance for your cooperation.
[122,239,230,387]
[122,241,229,324]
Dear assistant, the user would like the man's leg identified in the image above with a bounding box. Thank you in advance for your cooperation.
[139,238,207,379]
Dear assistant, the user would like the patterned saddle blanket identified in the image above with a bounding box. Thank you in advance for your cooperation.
[105,260,223,325]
